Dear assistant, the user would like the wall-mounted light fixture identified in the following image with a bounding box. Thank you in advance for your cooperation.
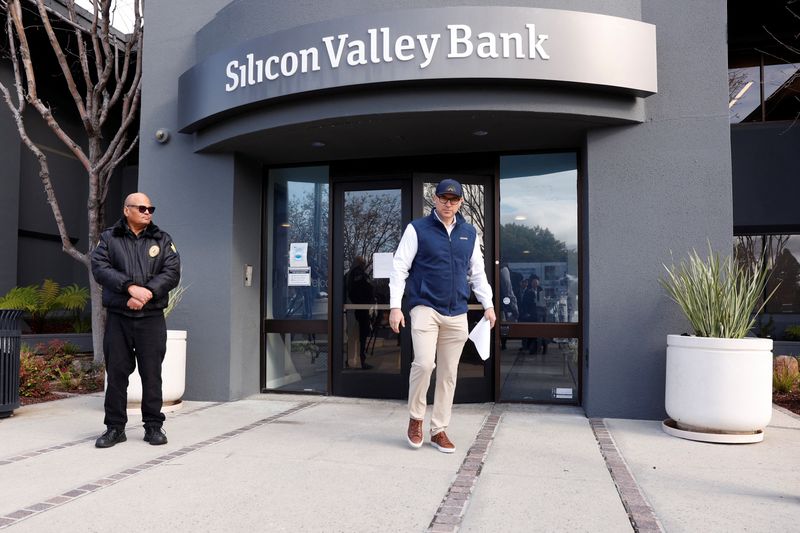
[155,128,170,143]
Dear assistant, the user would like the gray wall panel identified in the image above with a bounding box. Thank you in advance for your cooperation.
[582,0,732,418]
[229,154,263,399]
[0,66,21,294]
[140,0,237,401]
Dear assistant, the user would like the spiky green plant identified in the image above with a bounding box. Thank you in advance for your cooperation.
[164,282,188,318]
[659,244,778,338]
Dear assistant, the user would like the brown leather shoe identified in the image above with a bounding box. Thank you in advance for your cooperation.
[407,418,423,449]
[431,431,456,453]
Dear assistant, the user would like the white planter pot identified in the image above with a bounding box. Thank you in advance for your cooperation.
[105,329,187,414]
[665,334,772,438]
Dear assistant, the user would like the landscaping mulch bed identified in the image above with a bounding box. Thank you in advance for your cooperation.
[19,387,101,406]
[773,390,800,416]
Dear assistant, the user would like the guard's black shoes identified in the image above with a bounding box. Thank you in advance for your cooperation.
[95,427,127,448]
[144,426,168,445]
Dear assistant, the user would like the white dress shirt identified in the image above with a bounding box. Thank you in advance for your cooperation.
[389,210,494,311]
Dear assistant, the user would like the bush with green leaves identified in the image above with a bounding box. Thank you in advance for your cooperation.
[660,243,777,338]
[19,345,51,398]
[784,325,800,342]
[0,279,89,333]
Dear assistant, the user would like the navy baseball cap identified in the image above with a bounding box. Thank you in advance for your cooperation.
[435,179,463,197]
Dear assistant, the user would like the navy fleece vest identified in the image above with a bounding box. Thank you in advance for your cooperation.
[406,211,476,316]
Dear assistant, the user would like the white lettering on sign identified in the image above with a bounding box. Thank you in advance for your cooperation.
[224,22,550,92]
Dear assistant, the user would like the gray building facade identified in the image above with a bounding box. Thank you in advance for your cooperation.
[138,0,733,419]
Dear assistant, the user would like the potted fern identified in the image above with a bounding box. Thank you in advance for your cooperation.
[659,244,777,443]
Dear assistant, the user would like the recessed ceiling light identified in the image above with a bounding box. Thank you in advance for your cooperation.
[311,141,326,148]
[522,250,530,254]
[514,215,527,221]
[472,130,488,137]
[281,223,291,228]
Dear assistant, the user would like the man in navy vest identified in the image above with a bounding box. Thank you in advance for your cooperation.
[389,179,496,453]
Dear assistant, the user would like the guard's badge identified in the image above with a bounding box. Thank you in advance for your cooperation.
[149,245,160,257]
[170,242,177,253]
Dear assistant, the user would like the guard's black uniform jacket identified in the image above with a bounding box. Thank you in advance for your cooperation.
[91,218,180,315]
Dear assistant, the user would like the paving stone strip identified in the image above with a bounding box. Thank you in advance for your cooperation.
[589,418,664,533]
[0,401,317,530]
[427,406,503,533]
[0,402,224,467]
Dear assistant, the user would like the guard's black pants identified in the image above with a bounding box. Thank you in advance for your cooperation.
[103,312,167,430]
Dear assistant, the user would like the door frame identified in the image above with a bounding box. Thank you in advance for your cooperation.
[330,175,413,398]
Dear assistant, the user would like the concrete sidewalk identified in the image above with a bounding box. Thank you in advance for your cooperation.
[0,394,798,532]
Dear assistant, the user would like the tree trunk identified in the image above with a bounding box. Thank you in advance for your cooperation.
[88,270,106,364]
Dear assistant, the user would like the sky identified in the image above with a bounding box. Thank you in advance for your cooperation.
[74,0,137,34]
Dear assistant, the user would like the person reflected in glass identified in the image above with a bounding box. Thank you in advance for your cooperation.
[499,263,518,350]
[390,179,496,454]
[523,275,548,355]
[346,256,375,369]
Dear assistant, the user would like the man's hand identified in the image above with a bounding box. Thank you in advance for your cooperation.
[389,308,405,334]
[128,285,153,304]
[484,307,497,329]
[127,297,145,311]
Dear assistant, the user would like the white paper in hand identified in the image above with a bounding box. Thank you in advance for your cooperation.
[468,317,491,361]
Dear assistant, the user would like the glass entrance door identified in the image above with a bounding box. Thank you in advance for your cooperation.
[496,153,581,403]
[331,180,413,398]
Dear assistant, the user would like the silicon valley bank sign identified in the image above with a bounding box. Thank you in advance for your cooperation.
[178,7,657,132]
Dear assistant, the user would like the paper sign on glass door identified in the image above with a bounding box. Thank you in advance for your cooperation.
[289,243,308,267]
[372,252,394,279]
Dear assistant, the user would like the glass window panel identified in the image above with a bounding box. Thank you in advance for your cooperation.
[498,336,579,402]
[763,63,800,122]
[266,167,329,320]
[499,154,579,324]
[729,67,761,123]
[265,333,328,392]
[735,234,800,330]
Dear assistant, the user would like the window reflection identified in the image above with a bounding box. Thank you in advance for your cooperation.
[499,154,579,324]
[729,67,760,123]
[735,234,800,316]
[268,167,329,320]
[342,189,402,373]
[265,333,328,392]
[728,62,800,123]
[498,153,579,403]
[498,336,579,402]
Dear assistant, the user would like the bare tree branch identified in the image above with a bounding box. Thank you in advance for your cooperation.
[2,0,145,363]
[32,0,91,132]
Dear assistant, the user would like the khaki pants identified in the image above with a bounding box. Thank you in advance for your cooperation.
[408,305,468,435]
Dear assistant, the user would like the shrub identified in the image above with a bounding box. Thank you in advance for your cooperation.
[19,346,51,398]
[784,325,800,342]
[773,355,799,394]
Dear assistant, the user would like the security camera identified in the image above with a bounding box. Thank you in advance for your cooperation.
[155,129,170,143]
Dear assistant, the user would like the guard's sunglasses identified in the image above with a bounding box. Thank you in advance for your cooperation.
[127,204,156,214]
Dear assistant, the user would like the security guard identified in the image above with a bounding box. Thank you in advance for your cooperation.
[91,192,180,448]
